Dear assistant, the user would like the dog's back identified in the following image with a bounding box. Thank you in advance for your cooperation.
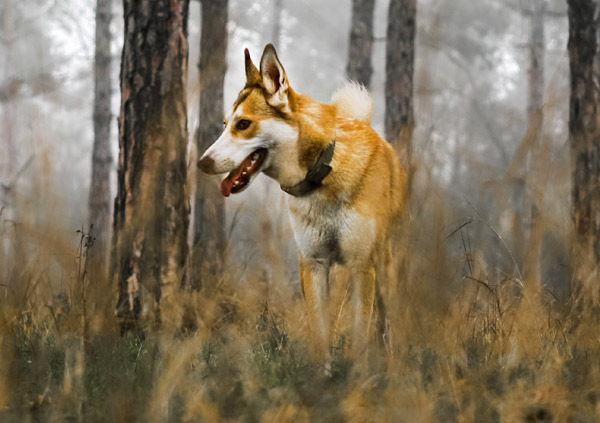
[291,82,406,255]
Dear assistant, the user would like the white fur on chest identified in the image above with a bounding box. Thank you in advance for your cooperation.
[287,195,375,266]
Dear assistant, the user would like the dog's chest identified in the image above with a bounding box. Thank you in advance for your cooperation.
[287,195,376,265]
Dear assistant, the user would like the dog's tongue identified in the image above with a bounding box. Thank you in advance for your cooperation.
[220,164,244,197]
[220,178,233,198]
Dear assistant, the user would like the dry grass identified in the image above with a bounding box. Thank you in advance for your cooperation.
[1,160,599,423]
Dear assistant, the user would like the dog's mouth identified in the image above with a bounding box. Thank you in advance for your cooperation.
[220,148,269,197]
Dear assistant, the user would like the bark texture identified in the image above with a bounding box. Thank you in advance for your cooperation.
[385,0,416,168]
[192,0,228,290]
[113,0,190,332]
[88,0,113,261]
[568,0,600,270]
[346,0,375,88]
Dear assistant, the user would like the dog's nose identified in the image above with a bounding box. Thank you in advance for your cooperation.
[197,154,216,174]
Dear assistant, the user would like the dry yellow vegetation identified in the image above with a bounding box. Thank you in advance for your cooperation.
[0,162,598,423]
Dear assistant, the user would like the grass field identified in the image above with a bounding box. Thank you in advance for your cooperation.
[1,167,599,423]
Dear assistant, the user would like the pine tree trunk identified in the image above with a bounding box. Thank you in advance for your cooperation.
[346,0,375,88]
[528,1,545,121]
[568,0,600,279]
[1,0,16,183]
[272,0,282,50]
[191,0,228,290]
[113,0,190,332]
[385,0,416,169]
[522,0,546,288]
[88,0,113,264]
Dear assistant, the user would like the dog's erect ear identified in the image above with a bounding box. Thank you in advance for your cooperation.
[260,44,290,112]
[244,48,261,85]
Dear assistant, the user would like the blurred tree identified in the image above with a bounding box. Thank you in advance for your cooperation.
[192,0,228,290]
[506,1,546,177]
[523,0,545,288]
[527,1,545,143]
[113,0,190,332]
[272,0,282,50]
[0,0,17,183]
[346,0,375,88]
[505,0,546,286]
[567,0,600,279]
[88,0,113,267]
[385,0,416,170]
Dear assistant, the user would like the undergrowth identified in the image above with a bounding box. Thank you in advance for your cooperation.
[1,185,600,423]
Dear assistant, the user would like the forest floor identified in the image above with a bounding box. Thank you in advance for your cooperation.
[1,200,599,423]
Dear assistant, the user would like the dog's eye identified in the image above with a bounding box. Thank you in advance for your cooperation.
[236,119,251,130]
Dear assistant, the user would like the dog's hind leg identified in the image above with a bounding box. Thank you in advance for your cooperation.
[298,254,331,364]
[374,282,388,346]
[374,240,393,353]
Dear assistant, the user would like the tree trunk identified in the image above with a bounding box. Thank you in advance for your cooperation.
[272,0,282,50]
[88,0,113,265]
[1,0,16,183]
[385,0,416,170]
[191,0,228,290]
[113,0,190,332]
[528,0,545,122]
[346,0,375,88]
[568,0,600,281]
[522,0,545,288]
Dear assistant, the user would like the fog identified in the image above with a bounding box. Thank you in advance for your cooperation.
[1,0,569,214]
[0,2,589,421]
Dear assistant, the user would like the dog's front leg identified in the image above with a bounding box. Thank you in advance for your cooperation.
[298,254,330,362]
[350,260,376,359]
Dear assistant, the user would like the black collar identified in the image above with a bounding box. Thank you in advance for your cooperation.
[281,140,336,197]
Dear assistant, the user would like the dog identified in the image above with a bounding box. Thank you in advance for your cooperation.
[198,44,407,360]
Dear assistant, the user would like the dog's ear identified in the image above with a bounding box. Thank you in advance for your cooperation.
[260,44,290,112]
[244,48,261,85]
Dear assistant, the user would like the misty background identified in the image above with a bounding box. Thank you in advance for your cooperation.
[5,2,598,422]
[0,0,570,287]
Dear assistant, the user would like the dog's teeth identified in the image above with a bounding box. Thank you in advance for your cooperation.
[252,153,258,160]
[246,166,252,171]
[251,159,257,165]
[242,171,247,176]
[234,180,239,186]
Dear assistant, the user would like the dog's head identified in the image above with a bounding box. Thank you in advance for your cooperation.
[198,44,301,197]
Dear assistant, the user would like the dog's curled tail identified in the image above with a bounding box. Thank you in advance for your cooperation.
[331,81,374,125]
